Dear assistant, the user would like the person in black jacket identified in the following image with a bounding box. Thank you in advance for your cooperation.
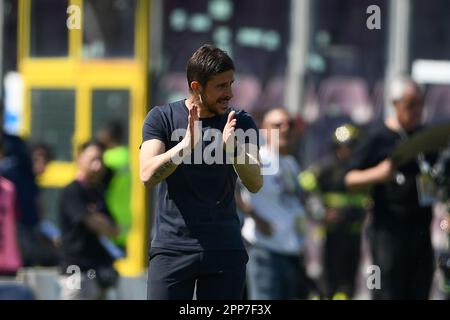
[345,77,436,299]
[59,140,119,300]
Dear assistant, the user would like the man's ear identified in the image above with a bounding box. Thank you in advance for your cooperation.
[190,81,202,95]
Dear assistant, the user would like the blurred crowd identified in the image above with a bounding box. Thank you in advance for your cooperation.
[236,76,450,300]
[0,120,132,299]
[1,76,450,300]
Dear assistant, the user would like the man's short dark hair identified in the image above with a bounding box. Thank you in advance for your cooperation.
[78,140,105,155]
[186,44,235,91]
[101,121,124,144]
[31,142,53,162]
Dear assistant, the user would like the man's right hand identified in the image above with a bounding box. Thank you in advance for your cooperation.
[85,205,119,238]
[182,105,201,150]
[254,215,273,237]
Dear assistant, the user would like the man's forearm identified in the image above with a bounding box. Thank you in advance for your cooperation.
[84,213,119,238]
[234,162,262,193]
[345,167,383,190]
[345,159,393,191]
[143,142,191,188]
[232,145,263,193]
[147,157,177,187]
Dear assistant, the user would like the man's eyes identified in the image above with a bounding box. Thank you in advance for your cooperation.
[217,83,233,89]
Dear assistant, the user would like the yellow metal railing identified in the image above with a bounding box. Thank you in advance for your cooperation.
[18,0,150,276]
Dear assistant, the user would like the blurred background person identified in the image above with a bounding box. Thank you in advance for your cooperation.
[31,142,53,177]
[0,127,59,267]
[96,121,132,252]
[58,140,119,300]
[30,142,62,252]
[0,136,35,300]
[438,210,450,299]
[428,147,450,300]
[0,129,38,230]
[0,136,22,277]
[238,108,311,300]
[345,77,437,299]
[300,123,368,299]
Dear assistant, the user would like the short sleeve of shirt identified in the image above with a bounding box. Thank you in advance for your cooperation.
[141,106,168,147]
[235,111,260,149]
[347,130,381,172]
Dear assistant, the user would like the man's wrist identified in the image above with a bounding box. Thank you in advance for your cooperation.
[171,141,192,164]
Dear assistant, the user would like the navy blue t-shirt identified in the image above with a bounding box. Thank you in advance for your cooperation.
[142,99,259,251]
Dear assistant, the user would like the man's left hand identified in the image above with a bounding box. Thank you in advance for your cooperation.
[223,110,237,154]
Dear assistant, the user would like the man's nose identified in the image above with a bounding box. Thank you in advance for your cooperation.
[92,160,103,171]
[226,86,233,100]
[281,122,291,132]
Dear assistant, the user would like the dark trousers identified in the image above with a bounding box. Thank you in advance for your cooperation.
[369,227,434,300]
[147,248,248,300]
[324,226,362,298]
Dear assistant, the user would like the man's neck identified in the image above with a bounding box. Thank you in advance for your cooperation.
[185,95,215,118]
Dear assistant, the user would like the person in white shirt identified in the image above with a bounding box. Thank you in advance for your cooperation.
[237,108,308,300]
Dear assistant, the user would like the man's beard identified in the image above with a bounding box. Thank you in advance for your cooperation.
[200,93,229,115]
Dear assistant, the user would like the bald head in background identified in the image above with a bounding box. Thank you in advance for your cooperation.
[388,77,424,132]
